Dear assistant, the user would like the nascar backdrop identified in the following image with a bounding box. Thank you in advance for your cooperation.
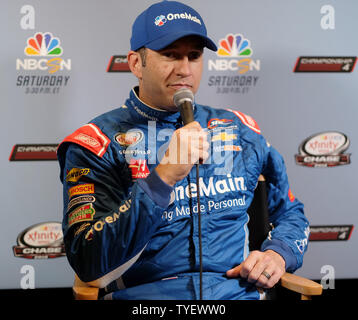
[1,0,357,289]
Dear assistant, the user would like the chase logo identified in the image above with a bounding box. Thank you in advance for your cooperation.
[217,34,253,57]
[25,32,62,56]
[155,15,167,26]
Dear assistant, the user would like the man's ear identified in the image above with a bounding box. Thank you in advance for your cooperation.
[127,51,143,79]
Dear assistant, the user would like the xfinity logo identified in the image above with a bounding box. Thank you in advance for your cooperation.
[154,12,201,26]
[295,131,350,167]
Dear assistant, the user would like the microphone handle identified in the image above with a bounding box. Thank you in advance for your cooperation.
[179,99,203,299]
[179,100,194,125]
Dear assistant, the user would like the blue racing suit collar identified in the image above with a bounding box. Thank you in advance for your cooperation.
[127,86,196,124]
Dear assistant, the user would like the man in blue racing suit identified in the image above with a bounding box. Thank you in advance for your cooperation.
[57,1,309,300]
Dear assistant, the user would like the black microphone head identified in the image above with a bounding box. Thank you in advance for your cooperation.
[173,88,194,108]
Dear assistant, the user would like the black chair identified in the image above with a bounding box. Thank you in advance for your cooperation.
[247,175,322,300]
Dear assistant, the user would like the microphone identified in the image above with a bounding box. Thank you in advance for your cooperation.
[173,88,195,125]
[173,87,203,300]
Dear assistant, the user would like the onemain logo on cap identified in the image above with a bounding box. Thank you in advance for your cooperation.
[155,15,167,26]
[154,12,201,26]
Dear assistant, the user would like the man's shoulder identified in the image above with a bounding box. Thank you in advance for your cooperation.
[57,122,112,160]
[90,105,128,128]
[57,105,128,160]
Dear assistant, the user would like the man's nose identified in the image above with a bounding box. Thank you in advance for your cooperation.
[175,56,191,77]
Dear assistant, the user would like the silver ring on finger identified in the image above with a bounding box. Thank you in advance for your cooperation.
[261,270,271,280]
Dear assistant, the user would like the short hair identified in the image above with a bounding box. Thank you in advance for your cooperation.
[136,47,147,67]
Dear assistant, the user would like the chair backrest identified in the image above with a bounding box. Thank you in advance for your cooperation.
[246,175,323,300]
[247,175,270,251]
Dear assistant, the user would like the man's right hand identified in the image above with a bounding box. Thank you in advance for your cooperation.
[155,121,209,187]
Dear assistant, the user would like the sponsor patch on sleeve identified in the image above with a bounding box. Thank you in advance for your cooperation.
[129,159,150,179]
[207,118,233,130]
[61,123,110,157]
[227,109,261,134]
[68,183,95,199]
[66,168,90,182]
[68,203,95,227]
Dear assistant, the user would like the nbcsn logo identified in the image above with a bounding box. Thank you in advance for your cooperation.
[16,32,71,74]
[208,33,260,74]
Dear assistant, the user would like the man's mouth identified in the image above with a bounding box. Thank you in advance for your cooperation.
[168,83,192,90]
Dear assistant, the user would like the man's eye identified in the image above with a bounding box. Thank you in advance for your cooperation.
[163,52,176,59]
[189,51,202,60]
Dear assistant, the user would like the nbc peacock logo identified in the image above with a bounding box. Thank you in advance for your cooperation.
[24,32,63,56]
[16,31,71,74]
[208,32,259,74]
[207,32,261,95]
[16,31,71,94]
[217,33,253,57]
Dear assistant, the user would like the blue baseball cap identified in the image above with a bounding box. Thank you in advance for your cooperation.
[130,1,217,51]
